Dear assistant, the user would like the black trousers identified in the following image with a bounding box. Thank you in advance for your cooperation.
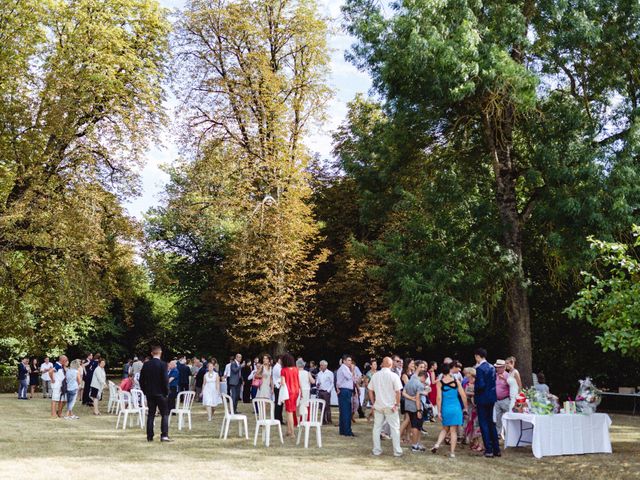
[146,394,169,440]
[274,387,283,422]
[317,390,332,424]
[82,379,92,405]
[168,386,178,411]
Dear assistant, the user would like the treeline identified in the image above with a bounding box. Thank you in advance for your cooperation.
[2,0,640,395]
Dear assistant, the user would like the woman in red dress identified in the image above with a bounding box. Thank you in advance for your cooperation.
[428,361,438,418]
[280,353,300,437]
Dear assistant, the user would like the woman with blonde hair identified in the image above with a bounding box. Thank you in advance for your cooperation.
[505,356,522,389]
[297,358,315,422]
[463,367,483,452]
[65,360,83,419]
[202,359,221,421]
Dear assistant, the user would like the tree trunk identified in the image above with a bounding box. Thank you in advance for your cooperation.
[273,337,287,357]
[505,274,533,387]
[483,109,534,387]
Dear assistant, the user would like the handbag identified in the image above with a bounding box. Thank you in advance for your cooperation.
[60,368,68,396]
[278,383,289,405]
[251,374,263,388]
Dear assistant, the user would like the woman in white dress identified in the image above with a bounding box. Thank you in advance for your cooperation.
[257,354,273,399]
[296,358,315,422]
[202,360,221,421]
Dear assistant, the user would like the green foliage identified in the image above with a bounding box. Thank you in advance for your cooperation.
[340,0,640,382]
[0,0,170,356]
[567,226,640,357]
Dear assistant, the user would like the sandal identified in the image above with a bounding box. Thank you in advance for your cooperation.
[431,444,440,454]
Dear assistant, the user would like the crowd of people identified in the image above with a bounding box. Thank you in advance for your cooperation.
[16,353,107,419]
[15,347,552,457]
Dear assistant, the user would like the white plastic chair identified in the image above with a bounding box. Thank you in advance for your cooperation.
[107,381,118,413]
[220,393,248,440]
[297,398,325,448]
[115,391,143,430]
[169,390,195,431]
[252,398,283,447]
[130,388,148,427]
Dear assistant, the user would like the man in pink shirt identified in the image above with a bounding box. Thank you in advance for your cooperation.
[493,359,510,437]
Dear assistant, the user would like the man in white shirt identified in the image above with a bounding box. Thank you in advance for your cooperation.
[368,357,403,457]
[223,358,232,380]
[40,357,53,398]
[272,356,283,423]
[336,355,355,437]
[315,360,334,425]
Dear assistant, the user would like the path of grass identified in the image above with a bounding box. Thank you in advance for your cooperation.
[0,394,638,480]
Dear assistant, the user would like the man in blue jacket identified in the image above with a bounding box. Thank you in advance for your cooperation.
[474,348,501,457]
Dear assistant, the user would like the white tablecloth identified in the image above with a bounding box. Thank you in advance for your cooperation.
[503,412,612,458]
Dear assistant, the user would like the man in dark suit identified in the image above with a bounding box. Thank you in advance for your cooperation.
[195,359,207,401]
[139,345,171,442]
[474,348,500,457]
[81,353,95,405]
[228,353,243,412]
[177,356,191,392]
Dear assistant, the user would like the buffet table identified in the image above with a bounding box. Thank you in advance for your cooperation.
[503,412,612,458]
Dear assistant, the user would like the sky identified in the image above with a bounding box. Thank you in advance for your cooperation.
[124,0,372,220]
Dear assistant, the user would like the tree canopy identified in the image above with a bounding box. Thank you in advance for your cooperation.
[1,0,640,393]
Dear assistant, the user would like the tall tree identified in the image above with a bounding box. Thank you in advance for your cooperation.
[0,0,169,353]
[343,0,640,384]
[165,0,331,352]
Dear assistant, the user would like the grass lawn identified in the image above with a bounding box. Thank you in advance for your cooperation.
[0,393,638,480]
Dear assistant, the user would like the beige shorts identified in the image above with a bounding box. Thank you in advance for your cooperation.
[51,389,65,402]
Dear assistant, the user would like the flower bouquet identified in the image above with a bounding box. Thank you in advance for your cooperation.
[575,377,602,414]
[513,392,528,413]
[523,387,553,415]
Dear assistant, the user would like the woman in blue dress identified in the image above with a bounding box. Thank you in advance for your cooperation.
[431,363,468,458]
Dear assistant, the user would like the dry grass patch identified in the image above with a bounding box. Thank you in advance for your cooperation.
[0,394,638,480]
